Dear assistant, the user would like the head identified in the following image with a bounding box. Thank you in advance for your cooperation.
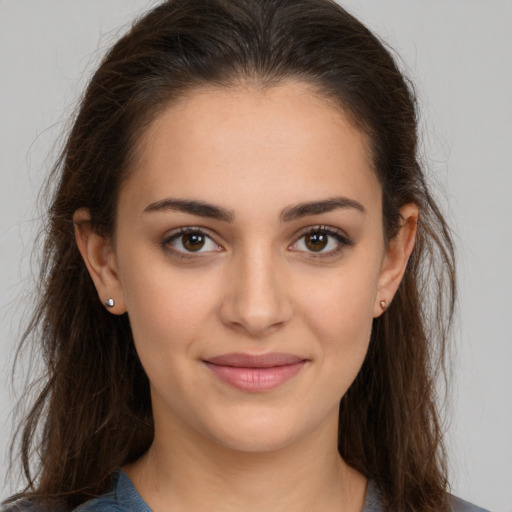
[15,1,455,510]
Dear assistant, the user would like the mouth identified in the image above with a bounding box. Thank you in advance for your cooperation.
[202,352,308,392]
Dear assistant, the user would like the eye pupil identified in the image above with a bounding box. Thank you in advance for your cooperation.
[305,232,328,251]
[183,232,205,251]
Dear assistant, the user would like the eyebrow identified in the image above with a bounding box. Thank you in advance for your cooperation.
[144,198,234,222]
[143,196,365,222]
[280,196,366,222]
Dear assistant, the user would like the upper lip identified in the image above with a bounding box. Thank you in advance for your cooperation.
[203,352,306,368]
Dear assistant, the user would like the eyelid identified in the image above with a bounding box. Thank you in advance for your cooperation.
[161,226,223,259]
[289,225,354,257]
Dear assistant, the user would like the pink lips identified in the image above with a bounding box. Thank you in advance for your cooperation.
[203,353,307,392]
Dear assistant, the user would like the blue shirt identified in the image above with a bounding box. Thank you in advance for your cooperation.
[2,470,491,511]
[74,470,490,512]
[73,471,150,511]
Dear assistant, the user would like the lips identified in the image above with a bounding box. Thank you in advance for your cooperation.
[203,352,307,392]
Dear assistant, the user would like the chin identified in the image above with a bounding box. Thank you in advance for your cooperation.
[198,405,322,454]
[211,428,302,454]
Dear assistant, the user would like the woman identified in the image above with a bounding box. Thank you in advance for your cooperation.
[2,0,490,510]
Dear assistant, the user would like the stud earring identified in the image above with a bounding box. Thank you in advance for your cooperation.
[105,298,115,308]
[379,300,388,310]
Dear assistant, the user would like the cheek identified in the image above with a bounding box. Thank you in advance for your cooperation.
[296,254,381,383]
[116,250,216,368]
[309,289,373,370]
[125,286,212,354]
[307,301,373,411]
[300,257,380,334]
[121,273,213,409]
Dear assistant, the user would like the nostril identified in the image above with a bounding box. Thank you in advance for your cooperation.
[218,292,293,336]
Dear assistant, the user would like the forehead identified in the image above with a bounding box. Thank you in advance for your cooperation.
[121,80,381,218]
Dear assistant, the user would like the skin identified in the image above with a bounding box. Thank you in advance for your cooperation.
[74,81,418,512]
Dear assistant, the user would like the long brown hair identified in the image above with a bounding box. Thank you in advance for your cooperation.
[7,0,456,510]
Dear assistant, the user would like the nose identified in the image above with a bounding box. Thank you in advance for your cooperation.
[219,246,293,337]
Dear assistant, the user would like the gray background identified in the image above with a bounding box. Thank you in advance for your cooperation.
[1,1,511,511]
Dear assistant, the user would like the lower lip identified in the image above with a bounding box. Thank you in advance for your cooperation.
[203,361,306,392]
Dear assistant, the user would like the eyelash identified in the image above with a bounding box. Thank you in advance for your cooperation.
[161,225,354,260]
[161,227,221,260]
[290,225,354,259]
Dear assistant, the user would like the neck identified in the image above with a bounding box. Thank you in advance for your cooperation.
[124,408,367,512]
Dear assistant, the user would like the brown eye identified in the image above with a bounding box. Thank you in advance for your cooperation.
[182,232,205,251]
[164,228,220,256]
[304,232,328,252]
[290,226,353,257]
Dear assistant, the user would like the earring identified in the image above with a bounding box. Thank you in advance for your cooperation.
[105,298,115,308]
[379,300,388,310]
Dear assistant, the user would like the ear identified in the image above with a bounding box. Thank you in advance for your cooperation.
[73,208,127,315]
[373,203,419,318]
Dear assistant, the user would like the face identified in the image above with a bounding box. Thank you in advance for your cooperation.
[86,81,411,453]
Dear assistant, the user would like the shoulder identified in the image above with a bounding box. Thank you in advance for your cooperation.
[71,478,120,512]
[362,480,491,512]
[450,494,491,512]
[73,470,150,512]
[0,500,124,512]
[0,500,66,512]
[72,497,125,512]
[0,497,123,512]
[0,502,36,512]
[1,471,146,512]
